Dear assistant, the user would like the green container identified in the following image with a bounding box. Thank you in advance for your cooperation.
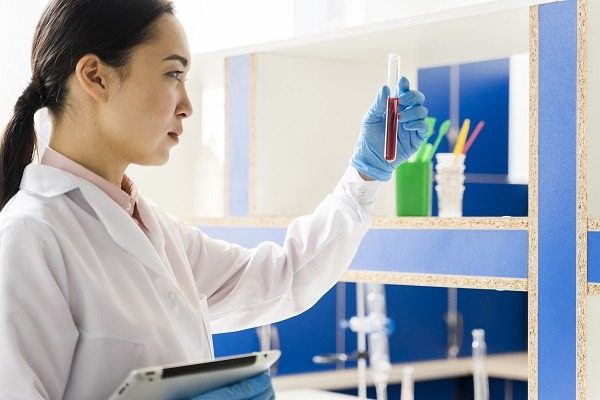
[395,160,433,216]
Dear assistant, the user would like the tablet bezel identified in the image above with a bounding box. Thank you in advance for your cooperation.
[108,350,280,400]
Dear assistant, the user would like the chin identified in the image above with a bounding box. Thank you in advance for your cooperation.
[154,153,170,166]
[136,152,170,166]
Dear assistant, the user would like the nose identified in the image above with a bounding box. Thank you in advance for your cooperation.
[177,87,194,119]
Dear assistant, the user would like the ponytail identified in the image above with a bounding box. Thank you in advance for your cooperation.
[0,81,44,210]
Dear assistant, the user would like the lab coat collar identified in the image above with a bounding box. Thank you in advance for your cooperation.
[20,164,172,282]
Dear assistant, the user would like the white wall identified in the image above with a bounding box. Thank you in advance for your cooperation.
[586,0,600,218]
[586,0,600,397]
[508,52,530,184]
[587,297,600,398]
[253,53,419,216]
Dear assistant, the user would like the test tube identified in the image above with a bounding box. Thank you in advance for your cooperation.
[472,329,489,400]
[384,54,401,162]
[400,366,415,400]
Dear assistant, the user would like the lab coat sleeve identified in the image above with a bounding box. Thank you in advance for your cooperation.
[178,166,380,333]
[0,217,78,400]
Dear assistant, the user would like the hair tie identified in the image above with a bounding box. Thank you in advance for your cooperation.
[15,79,44,114]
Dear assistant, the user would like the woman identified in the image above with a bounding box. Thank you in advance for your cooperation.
[0,1,428,399]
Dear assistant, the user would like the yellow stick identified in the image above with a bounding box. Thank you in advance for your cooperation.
[453,119,471,155]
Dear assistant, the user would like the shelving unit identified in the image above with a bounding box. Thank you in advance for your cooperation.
[180,0,588,398]
[193,217,528,291]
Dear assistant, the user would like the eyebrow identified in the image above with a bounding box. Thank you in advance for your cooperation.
[162,54,189,68]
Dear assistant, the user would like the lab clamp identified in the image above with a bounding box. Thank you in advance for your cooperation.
[313,283,394,400]
[312,285,467,400]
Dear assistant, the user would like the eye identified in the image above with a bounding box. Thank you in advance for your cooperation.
[168,70,185,82]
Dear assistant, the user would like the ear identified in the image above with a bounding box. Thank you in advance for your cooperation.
[74,54,113,103]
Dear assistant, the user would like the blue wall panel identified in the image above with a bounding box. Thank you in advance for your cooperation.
[588,231,600,283]
[538,1,577,399]
[459,59,510,175]
[418,65,450,127]
[418,59,509,174]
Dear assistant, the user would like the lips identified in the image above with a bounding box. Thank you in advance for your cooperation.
[168,129,183,142]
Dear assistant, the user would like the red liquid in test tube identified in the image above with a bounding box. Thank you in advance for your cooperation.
[384,97,399,161]
[384,54,401,162]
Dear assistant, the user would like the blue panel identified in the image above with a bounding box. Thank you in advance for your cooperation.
[212,327,257,356]
[199,226,527,279]
[457,289,528,356]
[353,229,527,278]
[227,55,251,216]
[431,182,528,217]
[588,232,600,282]
[538,1,577,399]
[269,287,338,374]
[459,59,510,174]
[418,65,450,125]
[419,59,509,170]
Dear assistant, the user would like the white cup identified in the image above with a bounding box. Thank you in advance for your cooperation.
[435,153,465,217]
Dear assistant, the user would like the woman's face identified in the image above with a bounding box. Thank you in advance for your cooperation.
[101,14,193,166]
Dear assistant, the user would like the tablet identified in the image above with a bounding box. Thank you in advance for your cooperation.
[108,350,281,400]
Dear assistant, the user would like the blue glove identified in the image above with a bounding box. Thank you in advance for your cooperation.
[351,76,428,181]
[189,371,274,400]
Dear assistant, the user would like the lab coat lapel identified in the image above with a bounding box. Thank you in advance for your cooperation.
[20,165,172,281]
[75,182,172,281]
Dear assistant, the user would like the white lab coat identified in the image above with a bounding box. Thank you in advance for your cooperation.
[0,163,379,400]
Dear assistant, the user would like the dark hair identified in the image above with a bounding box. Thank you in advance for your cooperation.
[0,0,174,209]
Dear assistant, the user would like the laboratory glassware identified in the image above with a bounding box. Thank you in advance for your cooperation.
[366,283,391,400]
[342,283,369,399]
[400,366,415,400]
[472,329,489,400]
[384,54,401,162]
[356,283,368,400]
[345,283,392,400]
